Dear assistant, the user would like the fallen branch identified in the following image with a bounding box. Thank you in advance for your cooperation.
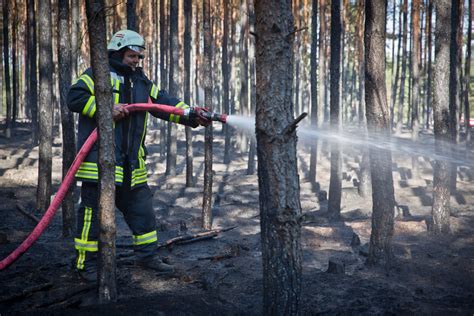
[197,253,234,261]
[15,204,40,224]
[158,226,237,249]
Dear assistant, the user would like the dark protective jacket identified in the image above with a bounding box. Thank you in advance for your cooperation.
[67,58,197,189]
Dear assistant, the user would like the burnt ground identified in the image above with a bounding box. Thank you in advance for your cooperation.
[0,122,473,315]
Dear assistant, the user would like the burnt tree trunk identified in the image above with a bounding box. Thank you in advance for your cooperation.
[365,0,395,266]
[430,0,451,235]
[36,0,53,212]
[86,0,117,302]
[464,0,472,145]
[2,0,11,138]
[58,0,76,237]
[166,0,178,177]
[411,0,421,177]
[26,0,38,145]
[202,0,213,230]
[255,1,302,314]
[425,0,433,130]
[396,0,408,135]
[318,0,327,124]
[328,0,342,221]
[184,0,194,187]
[127,0,137,31]
[223,0,231,164]
[159,0,168,158]
[309,0,318,183]
[449,0,462,192]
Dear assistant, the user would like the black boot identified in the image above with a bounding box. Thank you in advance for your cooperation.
[135,256,175,275]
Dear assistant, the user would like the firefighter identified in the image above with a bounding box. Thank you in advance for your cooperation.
[67,30,211,281]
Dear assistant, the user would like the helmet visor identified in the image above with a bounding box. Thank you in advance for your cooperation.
[127,45,145,59]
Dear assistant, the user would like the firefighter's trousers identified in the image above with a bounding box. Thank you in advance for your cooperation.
[74,168,157,271]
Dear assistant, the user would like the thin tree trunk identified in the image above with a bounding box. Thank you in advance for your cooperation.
[425,0,433,130]
[36,0,53,212]
[309,0,318,183]
[26,0,38,145]
[390,0,403,128]
[449,0,462,192]
[58,0,76,238]
[430,0,451,235]
[223,0,231,164]
[255,1,302,313]
[202,0,213,230]
[328,0,342,221]
[247,0,257,175]
[159,0,168,158]
[184,0,194,187]
[2,0,11,138]
[166,0,178,177]
[396,0,408,135]
[464,0,472,145]
[11,0,17,126]
[127,0,137,31]
[318,0,326,126]
[365,0,395,266]
[411,0,421,177]
[71,0,79,79]
[86,0,117,302]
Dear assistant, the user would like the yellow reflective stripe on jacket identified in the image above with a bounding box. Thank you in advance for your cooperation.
[74,238,99,252]
[150,83,160,99]
[113,79,120,104]
[131,167,147,187]
[76,162,124,183]
[132,230,157,246]
[79,74,95,94]
[82,96,96,118]
[170,101,188,123]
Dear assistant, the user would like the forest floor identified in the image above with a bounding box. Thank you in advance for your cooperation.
[0,121,474,315]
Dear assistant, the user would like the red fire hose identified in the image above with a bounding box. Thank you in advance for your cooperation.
[0,103,206,270]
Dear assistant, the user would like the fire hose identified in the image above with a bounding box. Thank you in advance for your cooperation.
[0,103,227,270]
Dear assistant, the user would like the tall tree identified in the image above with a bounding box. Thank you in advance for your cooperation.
[58,0,76,237]
[318,0,327,123]
[328,0,342,220]
[2,0,11,138]
[365,0,395,266]
[449,0,462,192]
[255,0,302,313]
[26,0,38,144]
[85,0,117,302]
[396,0,408,135]
[425,0,433,129]
[36,0,53,212]
[247,0,257,175]
[11,0,17,126]
[430,0,452,235]
[159,0,168,158]
[184,0,194,187]
[71,0,79,79]
[165,0,178,177]
[411,0,421,177]
[202,0,213,230]
[464,0,472,144]
[127,0,137,31]
[222,0,231,164]
[309,0,318,183]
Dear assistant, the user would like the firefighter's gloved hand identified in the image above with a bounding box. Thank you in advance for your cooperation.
[113,103,129,121]
[191,106,212,127]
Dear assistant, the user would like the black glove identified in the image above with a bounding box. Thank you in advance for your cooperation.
[191,106,212,127]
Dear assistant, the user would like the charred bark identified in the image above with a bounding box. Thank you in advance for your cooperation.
[255,1,302,314]
[365,0,395,266]
[184,0,194,187]
[86,0,117,302]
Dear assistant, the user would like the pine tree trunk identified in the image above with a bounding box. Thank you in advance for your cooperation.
[58,0,76,238]
[159,0,168,158]
[464,0,472,145]
[86,0,117,302]
[166,0,179,177]
[26,0,38,145]
[2,0,11,139]
[365,0,395,266]
[318,0,327,125]
[396,0,408,135]
[127,0,137,31]
[36,0,53,212]
[184,0,194,187]
[255,1,302,313]
[247,0,257,175]
[328,0,342,221]
[309,0,318,184]
[431,0,451,235]
[202,0,213,230]
[390,0,402,128]
[425,0,433,129]
[411,0,421,177]
[11,2,17,126]
[223,0,231,164]
[71,0,79,79]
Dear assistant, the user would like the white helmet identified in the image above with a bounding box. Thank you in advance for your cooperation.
[107,30,145,53]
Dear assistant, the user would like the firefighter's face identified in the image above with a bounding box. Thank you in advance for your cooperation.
[122,48,143,71]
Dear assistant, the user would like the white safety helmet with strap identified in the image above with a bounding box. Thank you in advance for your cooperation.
[107,30,145,54]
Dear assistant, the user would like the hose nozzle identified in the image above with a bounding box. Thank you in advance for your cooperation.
[202,111,227,123]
